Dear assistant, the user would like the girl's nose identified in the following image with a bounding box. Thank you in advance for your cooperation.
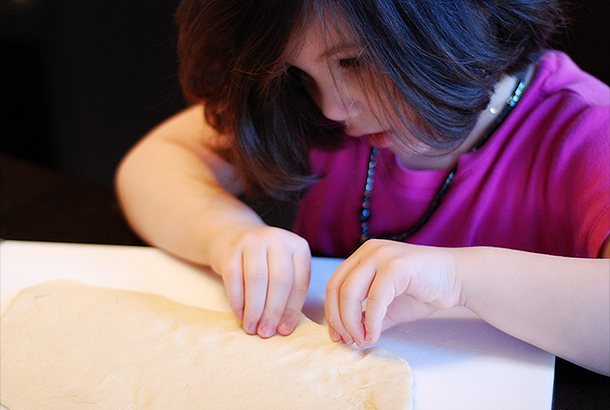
[316,84,360,124]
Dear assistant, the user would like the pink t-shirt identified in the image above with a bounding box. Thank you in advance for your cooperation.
[293,51,610,258]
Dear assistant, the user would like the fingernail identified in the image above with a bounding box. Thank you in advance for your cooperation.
[258,324,275,338]
[234,309,244,320]
[277,319,294,336]
[329,327,341,342]
[245,322,257,335]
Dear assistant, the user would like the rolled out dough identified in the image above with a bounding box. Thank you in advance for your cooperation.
[1,280,412,409]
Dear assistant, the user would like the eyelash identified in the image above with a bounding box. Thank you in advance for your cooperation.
[338,58,362,69]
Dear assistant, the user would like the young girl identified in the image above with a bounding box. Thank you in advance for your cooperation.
[116,0,610,375]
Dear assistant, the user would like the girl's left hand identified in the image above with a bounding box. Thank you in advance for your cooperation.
[325,240,463,347]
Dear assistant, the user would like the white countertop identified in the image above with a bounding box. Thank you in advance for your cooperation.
[0,240,555,409]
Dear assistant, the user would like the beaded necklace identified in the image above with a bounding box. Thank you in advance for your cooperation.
[358,78,526,245]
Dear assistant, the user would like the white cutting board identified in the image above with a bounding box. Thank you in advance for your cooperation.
[0,240,555,409]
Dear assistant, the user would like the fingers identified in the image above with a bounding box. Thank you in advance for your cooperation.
[256,239,311,338]
[220,249,246,321]
[277,248,311,336]
[326,256,391,347]
[242,243,270,335]
[325,240,461,348]
[256,245,303,338]
[362,275,395,344]
[326,241,404,348]
[326,256,368,346]
[220,228,311,338]
[225,235,456,345]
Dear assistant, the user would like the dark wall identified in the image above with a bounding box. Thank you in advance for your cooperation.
[1,0,608,186]
[552,0,609,85]
[1,0,184,185]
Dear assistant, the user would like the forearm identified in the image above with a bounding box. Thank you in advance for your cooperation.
[458,247,610,375]
[115,110,265,266]
[116,106,314,338]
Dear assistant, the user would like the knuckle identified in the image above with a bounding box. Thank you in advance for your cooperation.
[259,226,286,242]
[339,284,356,302]
[244,268,268,283]
[260,307,283,322]
[292,280,310,297]
[270,270,294,288]
[326,276,339,292]
[292,234,310,249]
[384,255,404,272]
[360,238,382,252]
[221,267,241,282]
[364,293,383,310]
[237,229,262,245]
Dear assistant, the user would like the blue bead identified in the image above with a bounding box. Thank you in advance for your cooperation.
[359,210,370,222]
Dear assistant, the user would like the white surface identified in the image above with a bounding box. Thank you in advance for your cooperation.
[0,240,555,409]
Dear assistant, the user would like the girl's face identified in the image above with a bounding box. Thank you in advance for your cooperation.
[286,20,394,145]
[285,18,455,170]
[286,16,490,169]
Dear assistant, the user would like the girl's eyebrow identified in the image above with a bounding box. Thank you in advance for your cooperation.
[320,43,361,60]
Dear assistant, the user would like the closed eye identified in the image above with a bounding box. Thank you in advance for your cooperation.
[339,57,362,69]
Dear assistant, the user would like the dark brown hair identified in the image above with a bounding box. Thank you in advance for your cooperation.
[176,0,564,200]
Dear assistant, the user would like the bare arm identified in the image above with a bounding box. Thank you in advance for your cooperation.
[326,238,610,375]
[116,105,255,264]
[459,244,609,375]
[116,105,312,338]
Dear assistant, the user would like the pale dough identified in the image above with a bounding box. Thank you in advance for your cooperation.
[1,280,412,409]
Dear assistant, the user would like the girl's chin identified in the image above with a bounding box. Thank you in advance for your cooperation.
[364,132,392,148]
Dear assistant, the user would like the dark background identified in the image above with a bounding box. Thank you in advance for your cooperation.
[1,0,184,186]
[1,0,609,187]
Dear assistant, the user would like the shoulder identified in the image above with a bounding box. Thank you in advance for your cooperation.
[471,52,608,174]
[509,51,609,174]
[532,51,609,107]
[517,53,609,256]
[508,51,609,157]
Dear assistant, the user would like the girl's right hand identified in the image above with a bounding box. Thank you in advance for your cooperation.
[208,225,312,338]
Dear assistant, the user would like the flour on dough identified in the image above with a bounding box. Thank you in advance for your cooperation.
[1,280,412,410]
